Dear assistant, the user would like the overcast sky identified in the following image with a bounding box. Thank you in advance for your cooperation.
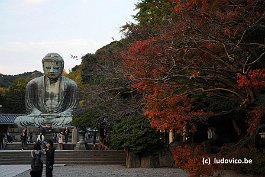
[0,0,138,75]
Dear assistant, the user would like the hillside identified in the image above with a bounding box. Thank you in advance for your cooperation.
[0,70,43,88]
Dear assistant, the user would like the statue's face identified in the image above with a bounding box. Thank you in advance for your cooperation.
[43,61,63,79]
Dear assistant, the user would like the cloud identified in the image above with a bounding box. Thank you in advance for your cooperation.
[0,38,106,54]
[0,38,109,75]
[22,0,50,7]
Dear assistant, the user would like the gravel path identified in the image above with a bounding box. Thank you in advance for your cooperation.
[14,165,258,177]
[14,165,188,177]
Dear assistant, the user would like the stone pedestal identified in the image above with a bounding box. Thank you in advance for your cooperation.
[75,130,86,150]
[44,128,54,142]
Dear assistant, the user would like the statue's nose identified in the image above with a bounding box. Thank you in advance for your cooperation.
[50,67,54,73]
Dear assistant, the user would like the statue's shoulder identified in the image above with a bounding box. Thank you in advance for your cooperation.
[27,76,44,86]
[62,76,77,88]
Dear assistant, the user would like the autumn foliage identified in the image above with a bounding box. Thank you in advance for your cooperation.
[173,145,216,177]
[237,69,265,134]
[123,0,265,132]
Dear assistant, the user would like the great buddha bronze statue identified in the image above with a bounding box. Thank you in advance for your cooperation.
[15,53,78,127]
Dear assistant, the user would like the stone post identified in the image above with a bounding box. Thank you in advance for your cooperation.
[72,127,77,144]
[75,130,86,150]
[169,129,174,144]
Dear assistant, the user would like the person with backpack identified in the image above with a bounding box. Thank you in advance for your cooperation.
[45,139,55,177]
[30,142,44,177]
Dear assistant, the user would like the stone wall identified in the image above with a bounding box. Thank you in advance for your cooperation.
[126,147,175,168]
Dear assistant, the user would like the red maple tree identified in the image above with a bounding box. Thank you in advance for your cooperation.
[123,0,265,136]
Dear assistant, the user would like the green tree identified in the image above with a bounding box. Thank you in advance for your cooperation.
[134,0,176,26]
[122,0,176,40]
[64,67,83,89]
[72,109,100,130]
[4,77,30,113]
[110,114,162,154]
[75,40,143,145]
[0,87,8,113]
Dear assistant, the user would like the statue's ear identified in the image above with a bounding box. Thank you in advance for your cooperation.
[61,61,64,69]
[42,60,46,68]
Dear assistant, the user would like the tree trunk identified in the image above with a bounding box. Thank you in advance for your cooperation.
[232,118,241,136]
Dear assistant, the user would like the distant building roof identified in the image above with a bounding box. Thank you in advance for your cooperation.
[0,114,24,124]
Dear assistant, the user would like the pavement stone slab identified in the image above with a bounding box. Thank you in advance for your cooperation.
[0,165,31,177]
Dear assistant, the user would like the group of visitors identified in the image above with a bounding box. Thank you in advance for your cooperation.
[29,128,70,176]
[55,127,70,150]
[51,127,70,143]
[30,139,55,177]
[20,128,36,150]
[18,127,69,176]
[19,127,70,150]
[20,128,34,149]
[1,127,71,176]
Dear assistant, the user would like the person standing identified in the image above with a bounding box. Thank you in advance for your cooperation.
[6,131,13,143]
[28,132,33,143]
[63,127,70,144]
[20,129,27,150]
[0,132,4,150]
[3,133,8,150]
[57,132,63,150]
[45,140,55,177]
[207,127,216,140]
[30,142,44,177]
[52,129,57,143]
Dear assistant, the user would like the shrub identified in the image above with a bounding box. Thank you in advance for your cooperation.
[172,145,216,177]
[110,114,162,154]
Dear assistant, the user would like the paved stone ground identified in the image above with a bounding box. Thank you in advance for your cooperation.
[14,165,259,177]
[14,165,188,177]
[0,165,31,177]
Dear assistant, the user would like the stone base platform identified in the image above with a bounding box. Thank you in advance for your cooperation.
[4,142,75,150]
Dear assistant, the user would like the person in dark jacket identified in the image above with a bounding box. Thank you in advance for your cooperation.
[45,139,55,177]
[0,132,4,150]
[30,142,43,177]
[63,127,70,144]
[20,129,27,150]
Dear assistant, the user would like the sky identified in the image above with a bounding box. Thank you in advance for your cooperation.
[0,0,138,75]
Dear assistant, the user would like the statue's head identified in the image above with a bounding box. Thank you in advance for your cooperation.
[42,53,64,79]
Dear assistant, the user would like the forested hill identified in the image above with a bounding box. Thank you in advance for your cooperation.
[0,70,42,88]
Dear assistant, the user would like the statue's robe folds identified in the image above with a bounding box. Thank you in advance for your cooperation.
[15,76,78,127]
